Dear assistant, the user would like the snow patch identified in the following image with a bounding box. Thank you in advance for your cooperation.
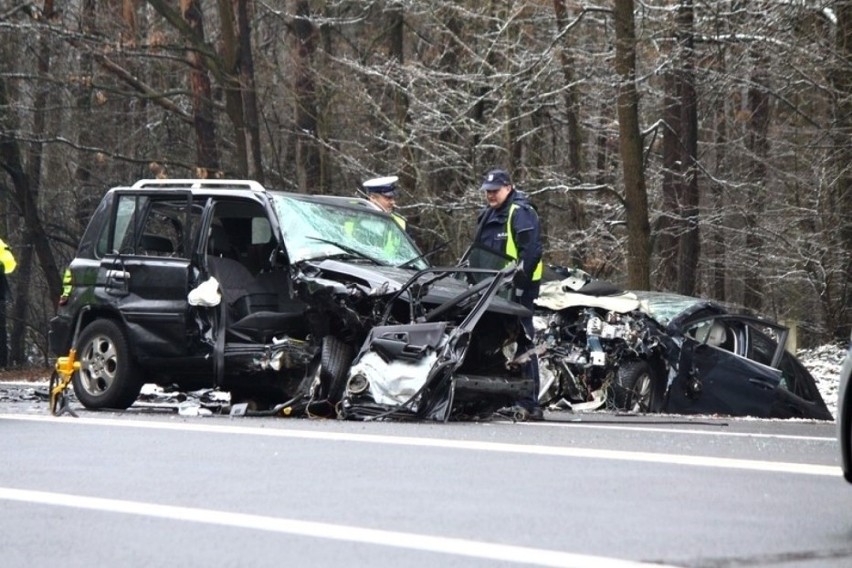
[797,343,848,420]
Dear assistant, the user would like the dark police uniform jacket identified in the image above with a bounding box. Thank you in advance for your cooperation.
[473,189,543,302]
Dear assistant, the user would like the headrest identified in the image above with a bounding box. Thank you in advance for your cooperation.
[209,224,233,257]
[706,321,727,347]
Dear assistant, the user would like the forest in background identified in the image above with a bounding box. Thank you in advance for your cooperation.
[0,0,849,367]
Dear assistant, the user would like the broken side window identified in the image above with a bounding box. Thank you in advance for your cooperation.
[97,194,146,257]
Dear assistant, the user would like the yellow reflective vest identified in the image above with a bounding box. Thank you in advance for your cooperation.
[0,238,16,274]
[505,204,543,281]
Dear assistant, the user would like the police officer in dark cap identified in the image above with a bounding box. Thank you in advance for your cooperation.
[362,175,407,231]
[472,168,544,421]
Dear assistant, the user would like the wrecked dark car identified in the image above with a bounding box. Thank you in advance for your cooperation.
[48,179,532,420]
[534,269,833,420]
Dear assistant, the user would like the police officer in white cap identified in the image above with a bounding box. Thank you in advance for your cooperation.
[362,176,407,231]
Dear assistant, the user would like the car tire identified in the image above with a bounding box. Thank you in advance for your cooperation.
[320,335,354,404]
[73,319,142,410]
[612,360,661,413]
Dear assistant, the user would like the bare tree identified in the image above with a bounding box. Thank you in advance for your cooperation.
[232,0,263,182]
[292,0,320,192]
[181,0,220,175]
[613,0,650,289]
[742,50,770,313]
[1,0,850,364]
[831,0,852,341]
[551,0,583,180]
[674,0,699,296]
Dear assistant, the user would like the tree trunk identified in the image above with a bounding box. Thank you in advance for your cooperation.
[657,68,682,290]
[742,53,770,312]
[709,46,728,302]
[594,103,613,187]
[121,0,137,47]
[613,0,651,289]
[387,2,416,198]
[676,0,699,296]
[292,0,320,192]
[0,78,62,306]
[181,0,220,176]
[831,0,852,341]
[552,0,583,179]
[73,0,97,204]
[234,0,263,182]
[9,0,57,366]
[216,0,248,176]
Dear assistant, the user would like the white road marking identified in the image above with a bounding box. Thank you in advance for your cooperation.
[510,420,836,442]
[0,487,672,568]
[1,413,840,476]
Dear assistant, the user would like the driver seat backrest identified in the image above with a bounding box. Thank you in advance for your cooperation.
[207,256,306,342]
[209,223,239,260]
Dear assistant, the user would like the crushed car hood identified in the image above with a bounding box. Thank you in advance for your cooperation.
[536,280,726,326]
[310,259,530,317]
[536,280,641,313]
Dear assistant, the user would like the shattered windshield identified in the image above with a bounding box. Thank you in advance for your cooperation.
[633,291,703,325]
[270,194,427,269]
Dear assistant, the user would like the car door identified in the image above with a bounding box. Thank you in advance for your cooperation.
[665,315,785,418]
[96,190,197,359]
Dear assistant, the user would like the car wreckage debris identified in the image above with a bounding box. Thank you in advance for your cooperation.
[531,269,833,421]
[45,179,830,422]
[48,179,535,422]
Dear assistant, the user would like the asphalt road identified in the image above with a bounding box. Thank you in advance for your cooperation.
[1,383,850,568]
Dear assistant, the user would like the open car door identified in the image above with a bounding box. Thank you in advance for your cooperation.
[342,265,531,421]
[665,315,789,418]
[97,191,196,360]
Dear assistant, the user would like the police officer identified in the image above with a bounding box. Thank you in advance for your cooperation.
[362,176,407,231]
[473,168,544,421]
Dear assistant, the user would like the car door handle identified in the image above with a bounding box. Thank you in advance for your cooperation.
[105,269,130,296]
[748,377,776,391]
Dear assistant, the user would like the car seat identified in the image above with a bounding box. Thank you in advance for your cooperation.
[209,224,239,260]
[140,234,174,256]
[206,256,306,342]
[706,321,727,348]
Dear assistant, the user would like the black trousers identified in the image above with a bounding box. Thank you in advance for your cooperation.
[515,284,540,410]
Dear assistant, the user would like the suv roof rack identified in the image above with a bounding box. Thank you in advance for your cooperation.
[131,179,267,192]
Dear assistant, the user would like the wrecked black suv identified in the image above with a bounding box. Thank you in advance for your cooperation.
[49,179,531,420]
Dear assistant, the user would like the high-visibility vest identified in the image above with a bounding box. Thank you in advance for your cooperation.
[0,238,15,274]
[343,216,405,255]
[384,213,407,254]
[505,204,543,282]
[61,268,72,297]
[391,212,406,230]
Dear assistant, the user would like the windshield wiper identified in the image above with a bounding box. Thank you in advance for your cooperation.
[398,241,448,269]
[304,236,386,265]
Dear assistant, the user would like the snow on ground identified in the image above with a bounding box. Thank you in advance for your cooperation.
[798,342,849,420]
